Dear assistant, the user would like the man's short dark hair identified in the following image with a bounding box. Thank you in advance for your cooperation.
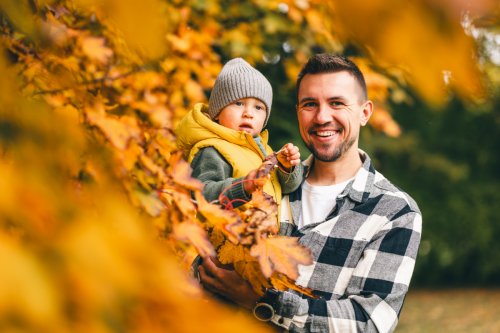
[296,54,368,102]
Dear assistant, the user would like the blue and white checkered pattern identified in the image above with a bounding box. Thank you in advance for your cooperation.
[267,151,422,333]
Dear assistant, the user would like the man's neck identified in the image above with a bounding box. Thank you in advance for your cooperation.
[307,149,362,186]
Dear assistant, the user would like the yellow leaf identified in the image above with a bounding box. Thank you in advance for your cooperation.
[209,227,226,249]
[139,154,166,179]
[118,140,143,171]
[218,242,252,265]
[167,34,191,53]
[75,0,169,59]
[80,36,113,64]
[250,236,312,279]
[234,261,271,295]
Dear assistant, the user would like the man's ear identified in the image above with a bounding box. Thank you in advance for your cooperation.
[360,100,373,126]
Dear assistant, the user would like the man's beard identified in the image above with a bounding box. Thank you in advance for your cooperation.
[305,136,356,162]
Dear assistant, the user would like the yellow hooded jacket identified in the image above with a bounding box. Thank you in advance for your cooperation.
[175,103,282,206]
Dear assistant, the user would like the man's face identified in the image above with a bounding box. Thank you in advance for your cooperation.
[297,71,372,162]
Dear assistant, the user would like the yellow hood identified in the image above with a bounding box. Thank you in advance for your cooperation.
[175,103,269,159]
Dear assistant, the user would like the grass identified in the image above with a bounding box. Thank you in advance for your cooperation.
[396,289,500,333]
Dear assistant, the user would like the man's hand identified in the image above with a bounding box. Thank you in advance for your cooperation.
[198,256,260,310]
[277,143,300,172]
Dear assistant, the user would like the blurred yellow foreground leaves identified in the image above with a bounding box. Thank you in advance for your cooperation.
[0,0,491,331]
[329,0,495,103]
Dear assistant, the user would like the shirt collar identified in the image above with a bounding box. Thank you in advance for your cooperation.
[302,149,375,204]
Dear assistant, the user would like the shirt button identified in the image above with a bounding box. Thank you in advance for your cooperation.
[278,317,284,324]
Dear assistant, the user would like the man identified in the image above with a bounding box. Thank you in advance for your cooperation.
[199,54,422,333]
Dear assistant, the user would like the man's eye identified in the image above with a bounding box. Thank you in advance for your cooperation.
[300,102,317,110]
[330,101,345,108]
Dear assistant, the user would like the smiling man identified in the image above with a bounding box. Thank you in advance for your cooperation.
[199,54,422,333]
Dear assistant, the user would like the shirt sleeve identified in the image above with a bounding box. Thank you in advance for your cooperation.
[266,211,422,333]
[191,147,251,207]
[278,162,304,195]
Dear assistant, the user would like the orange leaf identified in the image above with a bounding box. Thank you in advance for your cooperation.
[173,222,215,258]
[86,110,141,150]
[80,36,113,64]
[194,192,241,244]
[250,236,312,279]
[168,152,204,192]
[133,189,165,217]
[270,273,317,298]
[234,260,271,295]
[369,107,401,137]
[170,191,197,217]
[217,242,253,265]
[239,190,279,238]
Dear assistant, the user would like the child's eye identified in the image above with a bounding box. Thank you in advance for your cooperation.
[234,101,244,106]
[255,105,264,111]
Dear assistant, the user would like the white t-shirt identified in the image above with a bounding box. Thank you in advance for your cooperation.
[298,178,353,229]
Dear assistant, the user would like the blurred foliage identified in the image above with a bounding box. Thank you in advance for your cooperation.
[365,91,500,287]
[0,0,499,331]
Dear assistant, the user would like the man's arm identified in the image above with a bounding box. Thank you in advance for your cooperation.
[198,210,421,333]
[261,211,422,333]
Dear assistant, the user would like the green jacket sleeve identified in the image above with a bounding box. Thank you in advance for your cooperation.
[191,147,251,207]
[278,162,304,195]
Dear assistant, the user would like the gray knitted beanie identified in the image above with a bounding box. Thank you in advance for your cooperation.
[208,58,273,126]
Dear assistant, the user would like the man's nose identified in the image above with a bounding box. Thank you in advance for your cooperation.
[314,103,331,124]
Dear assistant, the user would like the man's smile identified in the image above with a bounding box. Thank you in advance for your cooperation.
[313,130,341,137]
[309,126,343,139]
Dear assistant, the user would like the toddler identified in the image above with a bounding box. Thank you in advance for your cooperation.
[176,58,303,208]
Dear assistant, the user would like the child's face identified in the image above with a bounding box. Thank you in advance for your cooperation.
[216,98,267,136]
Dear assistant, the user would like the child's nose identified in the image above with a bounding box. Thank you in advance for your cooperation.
[242,106,254,117]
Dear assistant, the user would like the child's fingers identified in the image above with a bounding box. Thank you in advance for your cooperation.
[286,145,299,156]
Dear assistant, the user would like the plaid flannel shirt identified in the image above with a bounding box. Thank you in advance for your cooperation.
[264,150,422,333]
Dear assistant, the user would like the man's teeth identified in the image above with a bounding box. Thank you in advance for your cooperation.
[316,131,337,137]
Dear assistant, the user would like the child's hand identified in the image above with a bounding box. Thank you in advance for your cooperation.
[277,143,300,172]
[243,168,268,195]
